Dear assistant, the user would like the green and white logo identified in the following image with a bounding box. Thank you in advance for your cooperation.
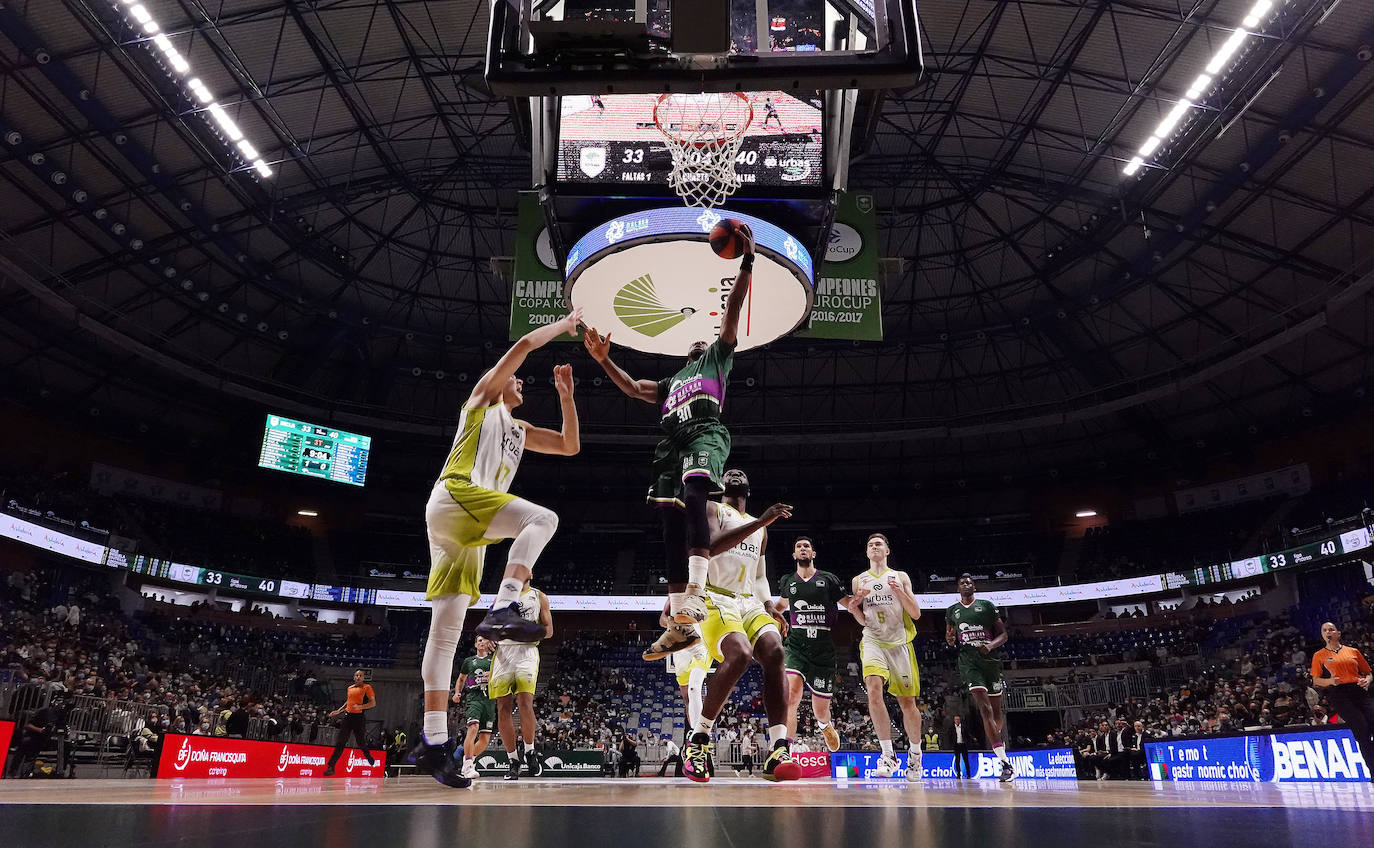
[613,274,689,338]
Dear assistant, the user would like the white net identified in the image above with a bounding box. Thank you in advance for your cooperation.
[654,93,754,208]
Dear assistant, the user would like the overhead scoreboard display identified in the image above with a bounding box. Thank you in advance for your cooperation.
[258,415,371,487]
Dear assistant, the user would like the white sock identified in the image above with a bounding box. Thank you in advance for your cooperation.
[695,716,715,737]
[687,555,709,588]
[879,739,894,758]
[423,711,448,745]
[768,724,787,747]
[816,720,830,730]
[494,578,522,606]
[993,745,1008,763]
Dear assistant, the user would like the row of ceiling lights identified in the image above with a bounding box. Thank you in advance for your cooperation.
[113,0,272,178]
[1123,0,1281,176]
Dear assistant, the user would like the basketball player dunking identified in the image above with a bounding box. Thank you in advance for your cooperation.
[583,224,756,662]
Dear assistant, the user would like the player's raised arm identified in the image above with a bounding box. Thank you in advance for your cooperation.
[470,308,582,408]
[719,224,755,347]
[521,364,580,456]
[583,326,658,403]
[708,503,791,557]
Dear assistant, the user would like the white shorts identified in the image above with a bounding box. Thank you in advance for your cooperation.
[489,642,540,698]
[859,634,921,698]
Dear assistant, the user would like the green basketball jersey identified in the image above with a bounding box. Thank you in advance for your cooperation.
[655,339,735,439]
[459,654,494,703]
[778,569,847,650]
[945,598,1003,659]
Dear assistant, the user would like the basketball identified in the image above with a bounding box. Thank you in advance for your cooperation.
[708,218,747,259]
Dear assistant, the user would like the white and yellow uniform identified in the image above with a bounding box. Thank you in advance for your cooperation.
[489,586,543,697]
[667,640,712,685]
[424,402,526,601]
[699,502,779,662]
[856,568,921,697]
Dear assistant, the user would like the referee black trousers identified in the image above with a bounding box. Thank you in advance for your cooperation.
[328,713,374,768]
[1326,684,1374,782]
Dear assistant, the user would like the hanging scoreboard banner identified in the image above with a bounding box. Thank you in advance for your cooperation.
[796,191,882,340]
[510,192,572,340]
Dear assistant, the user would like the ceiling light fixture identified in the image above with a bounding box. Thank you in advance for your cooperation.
[1122,0,1277,176]
[1075,510,1098,518]
[114,3,273,178]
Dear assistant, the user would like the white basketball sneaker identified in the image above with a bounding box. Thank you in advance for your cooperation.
[906,750,923,782]
[874,754,899,778]
[461,760,480,780]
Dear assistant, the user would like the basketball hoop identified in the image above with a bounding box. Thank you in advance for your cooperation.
[654,92,753,208]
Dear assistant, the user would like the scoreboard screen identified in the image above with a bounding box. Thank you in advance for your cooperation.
[258,414,371,487]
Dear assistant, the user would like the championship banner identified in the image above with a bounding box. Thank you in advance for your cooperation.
[0,720,14,779]
[796,191,882,340]
[1146,727,1369,783]
[473,748,604,777]
[831,748,1077,780]
[510,192,572,339]
[156,733,386,779]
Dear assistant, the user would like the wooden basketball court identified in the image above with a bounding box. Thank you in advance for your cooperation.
[2,777,1372,847]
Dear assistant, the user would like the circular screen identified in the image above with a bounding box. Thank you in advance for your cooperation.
[565,208,814,356]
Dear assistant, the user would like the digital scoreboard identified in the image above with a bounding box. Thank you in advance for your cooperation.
[258,415,371,487]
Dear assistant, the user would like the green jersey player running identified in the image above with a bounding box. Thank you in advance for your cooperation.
[583,223,757,662]
[774,537,849,752]
[452,636,496,780]
[945,572,1015,782]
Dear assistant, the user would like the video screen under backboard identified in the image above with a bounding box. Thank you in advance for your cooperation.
[556,91,823,188]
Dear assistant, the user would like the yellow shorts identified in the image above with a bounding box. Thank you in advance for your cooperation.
[699,593,779,663]
[488,643,539,698]
[424,480,515,601]
[860,636,921,698]
[671,642,712,685]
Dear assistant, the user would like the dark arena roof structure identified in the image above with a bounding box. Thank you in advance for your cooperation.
[3,0,1374,526]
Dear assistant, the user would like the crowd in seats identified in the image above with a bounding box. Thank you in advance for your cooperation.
[1,567,388,778]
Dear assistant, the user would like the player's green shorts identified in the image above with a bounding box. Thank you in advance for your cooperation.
[647,426,730,504]
[957,651,1006,695]
[784,643,837,698]
[464,698,496,733]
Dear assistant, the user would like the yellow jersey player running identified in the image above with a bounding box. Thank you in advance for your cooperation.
[490,580,552,781]
[681,469,800,782]
[846,533,925,781]
[411,308,581,789]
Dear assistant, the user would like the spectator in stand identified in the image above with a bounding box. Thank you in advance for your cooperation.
[1309,621,1374,782]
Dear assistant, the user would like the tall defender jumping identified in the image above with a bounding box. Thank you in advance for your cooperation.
[412,309,582,788]
[583,225,756,661]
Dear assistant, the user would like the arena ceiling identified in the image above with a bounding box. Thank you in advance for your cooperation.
[3,0,1374,496]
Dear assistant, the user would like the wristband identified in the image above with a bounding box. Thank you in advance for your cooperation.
[740,254,755,273]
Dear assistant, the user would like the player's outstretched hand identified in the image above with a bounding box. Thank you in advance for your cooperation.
[583,326,611,362]
[553,363,574,397]
[738,222,755,257]
[759,503,792,526]
[559,307,584,337]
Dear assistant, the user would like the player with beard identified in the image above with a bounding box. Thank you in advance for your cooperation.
[680,469,800,782]
[452,636,496,780]
[774,537,850,751]
[583,226,756,662]
[946,573,1015,782]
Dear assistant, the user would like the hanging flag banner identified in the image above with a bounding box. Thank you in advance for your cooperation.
[510,192,572,339]
[796,191,883,340]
